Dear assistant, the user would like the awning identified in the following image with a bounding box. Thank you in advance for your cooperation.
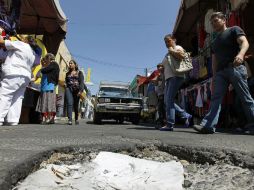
[18,0,67,54]
[137,70,160,86]
[172,0,218,51]
[173,0,252,51]
[183,0,199,9]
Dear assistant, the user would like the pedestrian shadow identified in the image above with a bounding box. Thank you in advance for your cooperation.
[127,125,199,134]
[86,120,130,126]
[127,127,157,131]
[127,123,157,131]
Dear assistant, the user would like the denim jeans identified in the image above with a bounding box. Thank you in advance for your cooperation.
[201,65,254,129]
[165,77,190,127]
[65,87,80,121]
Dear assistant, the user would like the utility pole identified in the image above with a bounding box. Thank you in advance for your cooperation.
[144,68,148,77]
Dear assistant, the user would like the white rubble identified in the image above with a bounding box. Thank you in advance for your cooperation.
[15,152,184,190]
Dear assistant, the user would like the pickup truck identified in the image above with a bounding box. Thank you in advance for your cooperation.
[93,81,142,124]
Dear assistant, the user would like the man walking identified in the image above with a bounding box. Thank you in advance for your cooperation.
[193,12,254,134]
[155,63,166,129]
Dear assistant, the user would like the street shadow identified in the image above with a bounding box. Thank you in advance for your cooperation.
[87,120,130,126]
[127,127,157,130]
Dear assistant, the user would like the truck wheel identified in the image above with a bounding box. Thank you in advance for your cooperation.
[118,117,124,124]
[132,115,140,125]
[93,111,101,124]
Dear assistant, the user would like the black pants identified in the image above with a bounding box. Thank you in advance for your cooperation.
[157,94,166,126]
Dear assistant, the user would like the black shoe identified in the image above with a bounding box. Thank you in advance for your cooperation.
[243,128,254,135]
[243,123,254,135]
[68,120,72,125]
[160,126,174,131]
[192,124,215,134]
[41,121,47,125]
[75,120,79,125]
[47,118,55,124]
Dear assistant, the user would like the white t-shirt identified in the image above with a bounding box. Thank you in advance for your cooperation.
[162,45,185,80]
[2,40,36,79]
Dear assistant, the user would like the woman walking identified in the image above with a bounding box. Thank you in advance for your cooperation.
[160,34,192,131]
[65,60,87,125]
[36,53,60,124]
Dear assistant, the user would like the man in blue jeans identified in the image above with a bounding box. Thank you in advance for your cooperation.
[193,12,254,134]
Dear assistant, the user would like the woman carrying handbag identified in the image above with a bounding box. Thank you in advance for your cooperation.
[65,60,88,125]
[160,34,192,131]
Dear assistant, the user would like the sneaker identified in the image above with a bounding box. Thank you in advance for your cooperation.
[160,126,174,131]
[75,120,79,125]
[68,120,72,125]
[6,122,18,126]
[192,124,215,134]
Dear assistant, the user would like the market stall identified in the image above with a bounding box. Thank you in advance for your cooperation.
[173,0,254,128]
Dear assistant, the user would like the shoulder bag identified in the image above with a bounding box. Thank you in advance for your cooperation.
[167,51,193,74]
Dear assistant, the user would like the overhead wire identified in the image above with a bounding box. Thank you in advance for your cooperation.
[71,53,146,70]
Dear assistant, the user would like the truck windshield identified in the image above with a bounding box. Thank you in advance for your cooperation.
[99,87,131,96]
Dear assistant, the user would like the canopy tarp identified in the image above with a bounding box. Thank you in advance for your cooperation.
[18,0,67,54]
[137,70,160,86]
[173,0,218,51]
[173,0,252,51]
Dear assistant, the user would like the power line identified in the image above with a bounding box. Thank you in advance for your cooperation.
[71,53,145,70]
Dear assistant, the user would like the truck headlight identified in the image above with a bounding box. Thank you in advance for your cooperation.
[132,100,139,104]
[105,98,111,103]
[98,98,105,103]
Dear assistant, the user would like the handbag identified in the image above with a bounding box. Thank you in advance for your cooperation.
[167,51,193,74]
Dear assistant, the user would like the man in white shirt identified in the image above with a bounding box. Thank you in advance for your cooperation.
[0,35,36,126]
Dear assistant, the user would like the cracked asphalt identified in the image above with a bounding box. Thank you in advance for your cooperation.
[0,119,253,189]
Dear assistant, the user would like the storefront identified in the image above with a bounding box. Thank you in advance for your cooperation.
[0,0,67,123]
[173,0,254,128]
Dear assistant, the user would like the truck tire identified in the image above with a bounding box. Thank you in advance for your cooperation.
[132,115,140,125]
[93,111,102,124]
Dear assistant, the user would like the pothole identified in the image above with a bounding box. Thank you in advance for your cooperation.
[12,146,254,190]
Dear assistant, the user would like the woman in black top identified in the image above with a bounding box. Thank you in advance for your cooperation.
[36,53,60,124]
[65,60,87,125]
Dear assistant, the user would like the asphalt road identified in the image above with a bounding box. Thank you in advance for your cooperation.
[0,119,253,189]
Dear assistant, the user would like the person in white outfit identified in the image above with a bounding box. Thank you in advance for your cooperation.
[0,35,36,126]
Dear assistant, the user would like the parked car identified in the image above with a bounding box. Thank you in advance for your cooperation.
[93,81,142,124]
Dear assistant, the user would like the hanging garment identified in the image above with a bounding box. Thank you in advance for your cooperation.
[199,56,208,79]
[204,9,214,34]
[198,24,206,48]
[206,57,213,78]
[189,58,200,79]
[195,86,203,108]
[228,11,241,27]
[203,83,208,103]
[230,0,248,11]
[180,89,185,109]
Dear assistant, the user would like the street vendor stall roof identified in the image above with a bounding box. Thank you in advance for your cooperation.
[19,0,67,34]
[173,0,198,34]
[137,70,159,86]
[18,0,67,54]
[172,0,218,50]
